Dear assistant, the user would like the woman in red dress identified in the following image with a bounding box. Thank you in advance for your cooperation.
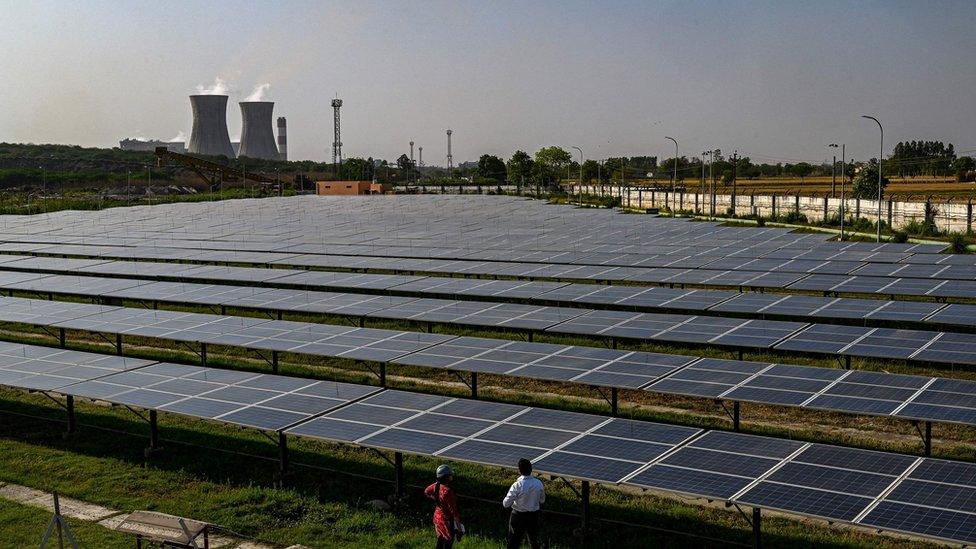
[424,464,463,549]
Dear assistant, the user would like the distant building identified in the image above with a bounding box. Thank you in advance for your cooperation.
[119,139,185,153]
[316,180,390,195]
[231,142,241,157]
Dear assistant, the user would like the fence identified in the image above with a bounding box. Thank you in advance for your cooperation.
[576,185,974,233]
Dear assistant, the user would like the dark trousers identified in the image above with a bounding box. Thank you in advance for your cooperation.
[507,510,541,549]
[435,537,453,549]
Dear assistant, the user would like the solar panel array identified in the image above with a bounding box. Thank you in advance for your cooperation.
[1,196,975,545]
[0,193,972,302]
[2,257,976,334]
[1,295,975,427]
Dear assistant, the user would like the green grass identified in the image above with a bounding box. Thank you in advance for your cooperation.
[0,498,131,547]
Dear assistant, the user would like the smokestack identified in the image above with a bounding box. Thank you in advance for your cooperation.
[188,95,235,157]
[238,101,279,160]
[277,117,287,161]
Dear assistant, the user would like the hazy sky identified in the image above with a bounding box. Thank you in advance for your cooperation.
[2,0,975,165]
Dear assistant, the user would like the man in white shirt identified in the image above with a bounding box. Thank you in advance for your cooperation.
[502,458,545,549]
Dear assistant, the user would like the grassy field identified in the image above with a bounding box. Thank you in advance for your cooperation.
[0,498,132,547]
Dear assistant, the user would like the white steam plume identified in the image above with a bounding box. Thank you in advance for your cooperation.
[195,76,229,95]
[245,83,270,102]
[170,131,188,143]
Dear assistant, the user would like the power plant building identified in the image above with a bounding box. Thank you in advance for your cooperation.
[277,117,287,161]
[188,95,235,158]
[119,139,185,153]
[238,101,279,160]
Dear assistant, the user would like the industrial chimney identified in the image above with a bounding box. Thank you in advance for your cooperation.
[238,101,279,160]
[188,95,235,157]
[277,117,287,161]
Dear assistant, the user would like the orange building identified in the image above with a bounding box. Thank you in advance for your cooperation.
[315,181,390,195]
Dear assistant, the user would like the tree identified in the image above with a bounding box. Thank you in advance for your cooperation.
[476,154,507,184]
[789,162,814,179]
[890,140,956,177]
[659,156,689,181]
[581,159,600,183]
[852,160,889,199]
[507,151,534,187]
[338,157,374,181]
[954,156,976,182]
[533,146,572,187]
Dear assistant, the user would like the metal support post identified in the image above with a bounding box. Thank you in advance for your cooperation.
[379,363,387,387]
[200,343,207,366]
[924,421,932,456]
[753,507,762,549]
[394,451,405,500]
[147,410,159,455]
[58,328,66,348]
[733,401,741,431]
[278,432,290,476]
[65,395,75,435]
[115,333,123,355]
[611,387,618,417]
[581,481,591,535]
[471,372,478,399]
[272,351,279,374]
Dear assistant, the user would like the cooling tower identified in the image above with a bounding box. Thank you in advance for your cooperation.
[277,117,287,161]
[238,101,279,160]
[188,95,235,158]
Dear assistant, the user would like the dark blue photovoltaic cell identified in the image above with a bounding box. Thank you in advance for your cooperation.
[737,482,873,521]
[627,465,753,499]
[861,501,976,544]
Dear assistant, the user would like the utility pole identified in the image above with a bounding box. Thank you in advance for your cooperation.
[710,150,717,219]
[621,158,627,207]
[572,146,584,206]
[731,150,738,216]
[665,136,678,215]
[840,144,846,240]
[828,145,838,197]
[862,115,884,242]
[147,164,152,205]
[701,151,707,214]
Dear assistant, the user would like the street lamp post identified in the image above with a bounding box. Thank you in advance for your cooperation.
[665,136,678,216]
[828,144,838,198]
[700,151,707,214]
[571,146,583,206]
[862,115,884,242]
[840,144,846,240]
[827,143,847,242]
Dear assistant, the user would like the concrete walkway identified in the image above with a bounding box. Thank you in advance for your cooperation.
[0,482,309,549]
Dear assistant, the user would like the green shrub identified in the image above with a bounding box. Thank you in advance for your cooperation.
[949,233,970,254]
[891,230,909,243]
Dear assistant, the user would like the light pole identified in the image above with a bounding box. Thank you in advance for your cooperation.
[571,146,583,206]
[146,164,152,205]
[828,144,847,240]
[829,143,838,203]
[665,136,678,216]
[862,115,884,242]
[700,151,708,214]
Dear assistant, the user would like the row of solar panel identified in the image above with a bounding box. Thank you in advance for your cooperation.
[0,219,964,271]
[0,340,971,545]
[1,256,975,334]
[6,241,976,300]
[0,296,974,427]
